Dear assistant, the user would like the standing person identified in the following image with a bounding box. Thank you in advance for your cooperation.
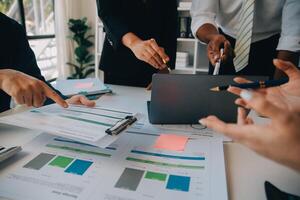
[96,0,178,87]
[191,0,300,78]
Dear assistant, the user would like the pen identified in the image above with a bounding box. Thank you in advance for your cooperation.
[213,48,224,76]
[162,59,171,72]
[210,78,289,92]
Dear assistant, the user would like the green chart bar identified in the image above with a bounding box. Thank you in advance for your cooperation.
[49,156,74,168]
[145,171,167,182]
[126,157,204,170]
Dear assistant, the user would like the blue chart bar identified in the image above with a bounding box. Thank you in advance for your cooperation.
[65,159,93,175]
[166,175,190,192]
[54,138,116,151]
[131,150,205,161]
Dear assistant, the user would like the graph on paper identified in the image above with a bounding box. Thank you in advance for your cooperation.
[0,131,227,200]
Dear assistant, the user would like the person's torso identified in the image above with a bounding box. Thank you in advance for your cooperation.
[217,0,285,42]
[119,0,169,41]
[100,0,176,76]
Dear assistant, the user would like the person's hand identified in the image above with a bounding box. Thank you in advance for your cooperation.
[0,69,68,108]
[123,33,169,70]
[207,34,234,65]
[199,91,300,172]
[229,59,300,112]
[66,95,96,107]
[131,38,170,70]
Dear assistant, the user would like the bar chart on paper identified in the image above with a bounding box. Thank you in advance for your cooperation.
[23,153,93,176]
[90,133,227,200]
[0,130,227,200]
[0,134,117,200]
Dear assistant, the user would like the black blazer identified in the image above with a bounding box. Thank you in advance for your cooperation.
[0,13,64,113]
[96,0,178,86]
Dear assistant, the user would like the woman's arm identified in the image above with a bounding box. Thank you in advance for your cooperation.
[96,0,129,50]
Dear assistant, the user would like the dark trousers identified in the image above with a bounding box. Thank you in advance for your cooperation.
[209,30,280,78]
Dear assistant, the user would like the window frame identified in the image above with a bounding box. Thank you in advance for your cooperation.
[17,0,55,40]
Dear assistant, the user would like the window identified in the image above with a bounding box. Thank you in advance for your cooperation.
[0,0,57,80]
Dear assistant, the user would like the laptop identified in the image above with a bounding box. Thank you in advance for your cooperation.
[148,74,267,124]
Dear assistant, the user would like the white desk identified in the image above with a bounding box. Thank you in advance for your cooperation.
[0,85,299,200]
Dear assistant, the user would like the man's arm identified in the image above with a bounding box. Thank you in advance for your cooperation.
[275,0,300,78]
[13,20,67,104]
[191,0,233,65]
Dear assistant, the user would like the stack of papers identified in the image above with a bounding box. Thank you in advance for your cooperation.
[176,52,190,68]
[54,78,111,97]
[0,104,137,148]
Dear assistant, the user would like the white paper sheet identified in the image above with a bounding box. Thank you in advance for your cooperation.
[126,117,232,141]
[0,132,227,200]
[0,104,136,148]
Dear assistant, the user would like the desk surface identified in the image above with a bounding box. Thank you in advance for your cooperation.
[0,85,299,200]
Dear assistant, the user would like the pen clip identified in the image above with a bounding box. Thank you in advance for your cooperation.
[105,116,137,136]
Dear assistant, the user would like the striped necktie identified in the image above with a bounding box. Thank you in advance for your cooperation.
[233,0,255,72]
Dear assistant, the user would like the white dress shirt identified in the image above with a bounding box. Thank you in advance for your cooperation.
[191,0,300,52]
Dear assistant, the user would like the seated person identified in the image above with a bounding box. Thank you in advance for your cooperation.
[200,59,300,172]
[0,12,95,112]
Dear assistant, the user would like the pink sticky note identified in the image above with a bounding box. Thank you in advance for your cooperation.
[154,134,188,151]
[75,82,94,89]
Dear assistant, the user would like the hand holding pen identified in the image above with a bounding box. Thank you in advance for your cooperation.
[214,59,300,113]
[207,34,234,66]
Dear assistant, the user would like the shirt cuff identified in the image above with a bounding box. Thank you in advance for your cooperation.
[191,15,218,43]
[277,35,300,52]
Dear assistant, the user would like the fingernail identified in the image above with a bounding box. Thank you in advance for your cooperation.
[199,119,205,125]
[240,90,253,101]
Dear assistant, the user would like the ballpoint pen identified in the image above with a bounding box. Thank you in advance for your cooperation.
[210,78,289,92]
[213,48,224,75]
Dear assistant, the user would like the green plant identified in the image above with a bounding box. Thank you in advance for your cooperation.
[67,17,95,79]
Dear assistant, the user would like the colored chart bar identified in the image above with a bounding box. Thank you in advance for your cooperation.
[53,138,117,151]
[166,175,190,192]
[126,157,204,170]
[131,150,205,160]
[65,159,93,175]
[125,131,160,137]
[46,144,111,157]
[66,109,123,120]
[59,115,113,127]
[115,168,144,191]
[145,171,167,182]
[23,153,55,170]
[54,138,97,147]
[49,156,74,168]
[89,106,132,115]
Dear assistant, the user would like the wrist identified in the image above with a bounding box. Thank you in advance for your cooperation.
[196,24,219,44]
[277,50,299,66]
[122,32,142,49]
[205,33,222,43]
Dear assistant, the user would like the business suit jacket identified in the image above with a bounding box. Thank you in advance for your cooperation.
[96,0,178,87]
[0,13,63,113]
